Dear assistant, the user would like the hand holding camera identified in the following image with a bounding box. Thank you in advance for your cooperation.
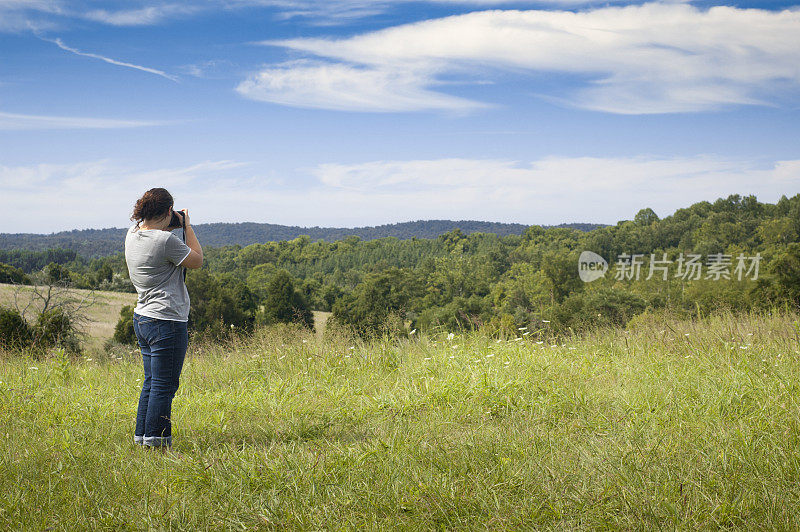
[167,209,189,230]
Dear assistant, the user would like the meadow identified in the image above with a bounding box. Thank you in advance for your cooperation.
[1,311,799,530]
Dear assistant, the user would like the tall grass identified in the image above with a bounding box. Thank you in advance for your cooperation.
[1,311,799,529]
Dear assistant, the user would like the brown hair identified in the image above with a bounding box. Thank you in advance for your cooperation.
[131,188,173,225]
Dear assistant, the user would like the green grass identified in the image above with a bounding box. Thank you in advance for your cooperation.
[2,311,800,530]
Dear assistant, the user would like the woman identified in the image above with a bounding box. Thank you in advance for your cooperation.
[125,188,203,448]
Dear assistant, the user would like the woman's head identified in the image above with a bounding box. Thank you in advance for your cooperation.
[132,188,173,224]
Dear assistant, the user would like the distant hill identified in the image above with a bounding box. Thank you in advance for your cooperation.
[0,220,606,257]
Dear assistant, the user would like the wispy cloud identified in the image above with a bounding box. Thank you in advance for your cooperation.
[0,111,171,130]
[43,37,179,82]
[236,59,486,112]
[247,3,800,114]
[179,59,236,79]
[233,0,642,24]
[82,4,201,26]
[0,0,63,32]
[0,0,662,32]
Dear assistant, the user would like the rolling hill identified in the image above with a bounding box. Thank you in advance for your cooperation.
[0,220,605,257]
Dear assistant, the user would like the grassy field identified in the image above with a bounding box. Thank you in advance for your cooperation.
[1,311,800,529]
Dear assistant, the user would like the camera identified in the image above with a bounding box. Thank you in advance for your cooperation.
[167,210,185,230]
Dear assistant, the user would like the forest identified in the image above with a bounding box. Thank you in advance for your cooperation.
[1,193,799,346]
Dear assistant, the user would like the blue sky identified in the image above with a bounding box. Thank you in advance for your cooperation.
[1,0,799,233]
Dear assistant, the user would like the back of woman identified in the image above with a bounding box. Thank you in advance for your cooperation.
[125,226,191,322]
[125,187,203,449]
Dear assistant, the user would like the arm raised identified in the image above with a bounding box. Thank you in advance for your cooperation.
[177,210,203,270]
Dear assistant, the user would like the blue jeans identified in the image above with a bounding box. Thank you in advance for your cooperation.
[133,313,188,448]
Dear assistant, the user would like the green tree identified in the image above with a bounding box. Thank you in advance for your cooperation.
[95,264,114,286]
[541,251,583,304]
[0,263,31,285]
[634,208,660,226]
[186,270,258,337]
[331,267,421,337]
[258,269,314,329]
[45,262,71,285]
[768,243,800,307]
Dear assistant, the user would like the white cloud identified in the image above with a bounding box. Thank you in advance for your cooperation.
[0,0,62,32]
[0,160,251,232]
[0,0,614,33]
[306,155,800,223]
[45,37,179,82]
[0,110,171,130]
[2,154,799,233]
[236,60,486,112]
[252,3,800,113]
[234,0,645,24]
[82,4,200,26]
[0,0,676,33]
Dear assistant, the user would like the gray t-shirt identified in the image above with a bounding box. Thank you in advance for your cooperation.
[125,226,192,322]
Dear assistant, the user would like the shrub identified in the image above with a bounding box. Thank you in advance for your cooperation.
[0,306,32,350]
[553,288,647,332]
[113,305,137,345]
[34,308,81,353]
